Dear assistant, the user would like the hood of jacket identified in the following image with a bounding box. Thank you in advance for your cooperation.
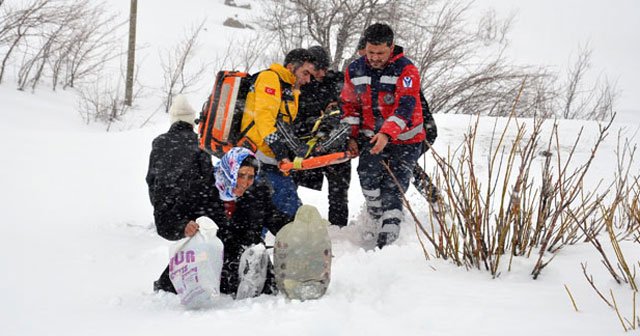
[268,63,297,85]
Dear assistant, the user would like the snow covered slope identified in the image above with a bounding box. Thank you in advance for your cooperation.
[1,1,639,336]
[2,81,639,335]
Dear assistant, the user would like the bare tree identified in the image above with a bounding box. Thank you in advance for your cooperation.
[258,0,615,120]
[259,0,392,70]
[160,20,208,112]
[59,3,123,89]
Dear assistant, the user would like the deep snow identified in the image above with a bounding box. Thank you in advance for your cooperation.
[1,1,640,336]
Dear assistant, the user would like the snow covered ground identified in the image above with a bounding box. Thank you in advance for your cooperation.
[1,1,639,336]
[2,83,639,336]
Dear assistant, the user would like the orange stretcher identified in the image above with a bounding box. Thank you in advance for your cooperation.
[278,151,351,173]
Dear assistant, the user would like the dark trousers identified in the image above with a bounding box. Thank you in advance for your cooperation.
[293,160,351,227]
[259,164,302,217]
[357,140,422,226]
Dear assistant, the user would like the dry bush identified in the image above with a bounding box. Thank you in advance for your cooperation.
[77,63,142,131]
[77,78,128,131]
[406,86,628,278]
[582,262,639,332]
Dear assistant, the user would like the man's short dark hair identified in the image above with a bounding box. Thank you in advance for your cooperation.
[284,48,315,67]
[363,23,394,46]
[307,45,330,70]
[356,36,367,51]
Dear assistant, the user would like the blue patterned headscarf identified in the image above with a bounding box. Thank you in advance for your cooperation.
[214,147,258,201]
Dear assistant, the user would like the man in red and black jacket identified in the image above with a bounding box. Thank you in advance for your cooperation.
[341,23,426,248]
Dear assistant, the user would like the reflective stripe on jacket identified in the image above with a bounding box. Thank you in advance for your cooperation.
[340,46,425,144]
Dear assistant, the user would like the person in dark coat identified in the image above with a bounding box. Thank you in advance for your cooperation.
[293,45,351,227]
[146,95,215,293]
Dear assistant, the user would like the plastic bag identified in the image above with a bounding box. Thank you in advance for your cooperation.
[169,216,224,309]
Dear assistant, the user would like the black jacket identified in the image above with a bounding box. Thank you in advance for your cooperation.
[295,70,344,138]
[208,178,280,294]
[210,179,278,255]
[146,121,215,241]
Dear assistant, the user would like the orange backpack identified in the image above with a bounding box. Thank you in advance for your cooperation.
[198,71,257,158]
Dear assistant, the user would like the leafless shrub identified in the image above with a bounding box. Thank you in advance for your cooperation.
[580,132,639,290]
[77,62,142,131]
[1,0,124,91]
[0,0,52,84]
[78,77,127,131]
[403,87,625,278]
[562,45,617,121]
[160,19,208,112]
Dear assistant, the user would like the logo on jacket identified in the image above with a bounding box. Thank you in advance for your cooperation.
[383,93,395,105]
[265,87,276,95]
[403,76,413,88]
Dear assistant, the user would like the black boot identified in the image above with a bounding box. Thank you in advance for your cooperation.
[153,265,177,294]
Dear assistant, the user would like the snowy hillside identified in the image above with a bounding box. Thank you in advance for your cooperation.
[2,84,640,336]
[1,1,640,336]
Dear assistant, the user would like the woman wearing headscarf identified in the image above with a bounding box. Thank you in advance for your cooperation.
[211,147,280,298]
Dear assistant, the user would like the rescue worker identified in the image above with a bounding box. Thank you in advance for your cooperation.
[294,45,351,228]
[240,48,316,231]
[341,23,426,248]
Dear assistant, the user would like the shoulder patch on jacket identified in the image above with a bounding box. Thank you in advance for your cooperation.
[402,76,413,88]
[265,87,276,95]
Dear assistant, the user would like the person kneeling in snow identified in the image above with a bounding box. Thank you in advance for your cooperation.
[146,95,215,294]
[211,147,280,298]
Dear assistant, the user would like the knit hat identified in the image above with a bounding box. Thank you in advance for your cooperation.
[169,94,196,125]
[308,45,330,70]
